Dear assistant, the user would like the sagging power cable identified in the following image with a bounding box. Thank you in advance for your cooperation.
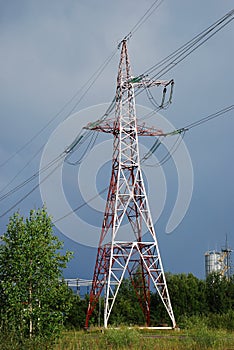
[54,186,109,224]
[2,5,231,200]
[0,145,45,196]
[142,131,186,168]
[0,160,64,219]
[121,0,165,42]
[0,49,118,170]
[162,104,234,137]
[183,104,234,130]
[0,153,65,203]
[1,103,232,219]
[102,9,234,124]
[0,0,166,172]
[52,101,233,223]
[1,9,233,218]
[144,9,234,80]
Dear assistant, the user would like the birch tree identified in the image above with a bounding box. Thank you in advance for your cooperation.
[0,207,73,339]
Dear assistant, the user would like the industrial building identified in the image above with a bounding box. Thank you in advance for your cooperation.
[205,244,232,278]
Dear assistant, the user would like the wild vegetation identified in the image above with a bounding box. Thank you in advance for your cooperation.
[1,325,233,350]
[54,326,234,350]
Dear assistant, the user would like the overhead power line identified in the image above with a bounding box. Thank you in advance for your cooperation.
[0,0,166,172]
[99,9,234,122]
[0,0,166,197]
[0,145,44,196]
[0,49,118,171]
[0,160,64,219]
[182,104,234,131]
[54,186,109,224]
[70,7,234,167]
[0,0,167,218]
[1,8,233,219]
[0,153,65,203]
[122,0,165,41]
[45,104,234,223]
[142,104,234,168]
[143,9,234,80]
[1,102,232,213]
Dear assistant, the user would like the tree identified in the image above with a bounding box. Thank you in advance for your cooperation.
[0,207,73,340]
[65,294,90,330]
[205,273,234,314]
[150,273,208,325]
[110,279,145,326]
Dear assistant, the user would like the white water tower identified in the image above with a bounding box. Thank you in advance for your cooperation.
[205,250,223,278]
[205,241,232,279]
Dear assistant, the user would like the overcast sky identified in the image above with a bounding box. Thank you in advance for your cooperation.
[0,0,233,280]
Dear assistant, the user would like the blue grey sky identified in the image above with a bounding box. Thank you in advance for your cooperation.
[0,1,233,279]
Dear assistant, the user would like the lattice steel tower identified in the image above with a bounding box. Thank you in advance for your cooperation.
[85,40,176,328]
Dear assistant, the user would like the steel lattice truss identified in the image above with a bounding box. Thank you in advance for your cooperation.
[85,40,176,328]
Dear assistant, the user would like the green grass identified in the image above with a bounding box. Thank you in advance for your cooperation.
[53,327,234,350]
[1,325,233,349]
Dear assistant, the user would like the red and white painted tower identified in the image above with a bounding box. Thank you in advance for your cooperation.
[85,40,176,328]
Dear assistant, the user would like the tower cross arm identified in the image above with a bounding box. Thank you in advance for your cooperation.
[136,123,165,136]
[128,76,174,89]
[83,119,117,133]
[83,119,166,136]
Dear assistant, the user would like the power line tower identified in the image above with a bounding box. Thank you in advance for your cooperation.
[85,40,176,329]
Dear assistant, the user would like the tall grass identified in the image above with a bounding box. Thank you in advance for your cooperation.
[1,317,234,349]
[54,327,234,350]
[178,311,234,331]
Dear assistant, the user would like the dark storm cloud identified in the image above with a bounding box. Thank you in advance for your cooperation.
[0,0,233,278]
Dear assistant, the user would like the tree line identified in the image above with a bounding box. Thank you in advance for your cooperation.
[66,272,234,330]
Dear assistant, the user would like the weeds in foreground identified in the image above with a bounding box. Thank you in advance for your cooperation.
[1,325,233,349]
[54,327,234,350]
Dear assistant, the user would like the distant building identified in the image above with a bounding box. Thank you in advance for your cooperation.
[205,247,232,279]
[205,250,223,277]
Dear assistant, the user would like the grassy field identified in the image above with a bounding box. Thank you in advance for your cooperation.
[54,327,234,350]
[1,326,233,349]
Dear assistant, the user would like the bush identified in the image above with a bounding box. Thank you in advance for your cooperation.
[178,314,208,330]
[206,310,234,330]
[103,328,141,348]
[179,311,234,332]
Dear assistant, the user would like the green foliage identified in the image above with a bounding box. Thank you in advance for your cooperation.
[110,279,145,326]
[150,273,207,326]
[103,328,141,348]
[180,317,228,349]
[65,294,89,329]
[151,271,234,327]
[0,331,55,350]
[206,309,234,330]
[105,272,234,328]
[166,273,207,318]
[178,314,208,330]
[180,310,234,331]
[0,207,73,340]
[69,271,233,329]
[205,273,234,314]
